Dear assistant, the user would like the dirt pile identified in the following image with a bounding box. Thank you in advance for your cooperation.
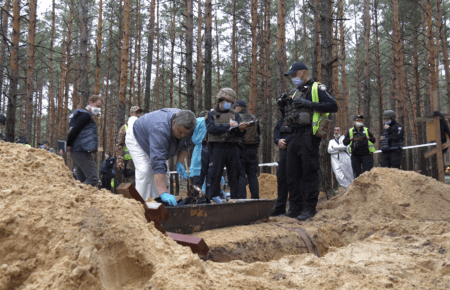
[2,142,450,290]
[246,173,277,199]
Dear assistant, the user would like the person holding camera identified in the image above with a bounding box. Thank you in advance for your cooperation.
[278,61,338,220]
[380,110,404,169]
[116,106,143,184]
[343,115,376,178]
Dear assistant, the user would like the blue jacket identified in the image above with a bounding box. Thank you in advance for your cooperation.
[69,109,98,152]
[190,117,207,177]
[133,108,194,174]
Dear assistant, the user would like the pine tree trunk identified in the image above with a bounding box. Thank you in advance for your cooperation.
[373,0,383,137]
[48,0,56,144]
[0,0,10,111]
[196,0,203,112]
[104,15,113,155]
[186,0,194,112]
[339,0,350,130]
[231,0,237,95]
[57,28,67,142]
[319,0,333,195]
[437,0,450,108]
[363,0,371,129]
[72,32,79,110]
[63,3,74,140]
[311,0,319,79]
[118,0,130,131]
[6,0,20,142]
[276,0,286,96]
[25,0,37,143]
[354,3,361,114]
[262,0,272,173]
[215,11,221,95]
[154,0,160,110]
[169,5,175,108]
[79,0,89,107]
[249,0,258,114]
[204,0,212,110]
[137,6,142,107]
[94,0,103,95]
[144,0,156,113]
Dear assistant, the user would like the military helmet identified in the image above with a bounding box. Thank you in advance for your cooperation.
[215,88,237,104]
[382,110,395,119]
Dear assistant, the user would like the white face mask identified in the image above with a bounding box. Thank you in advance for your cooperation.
[334,134,340,138]
[355,122,363,127]
[88,105,101,115]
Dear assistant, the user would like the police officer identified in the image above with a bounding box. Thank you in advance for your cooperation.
[343,115,376,178]
[235,100,260,199]
[380,110,404,169]
[67,95,103,187]
[205,88,247,201]
[271,88,296,216]
[278,62,338,220]
[116,106,143,183]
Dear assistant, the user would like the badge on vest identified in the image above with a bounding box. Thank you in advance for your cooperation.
[319,84,327,91]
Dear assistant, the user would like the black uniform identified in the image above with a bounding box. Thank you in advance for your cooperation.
[205,105,245,199]
[279,79,338,216]
[343,127,376,178]
[238,109,260,199]
[100,156,116,191]
[272,117,294,215]
[380,120,404,169]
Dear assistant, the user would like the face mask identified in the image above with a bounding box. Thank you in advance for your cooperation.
[223,102,232,110]
[88,105,101,115]
[40,145,45,149]
[355,122,363,127]
[334,134,340,138]
[385,120,392,125]
[292,77,304,87]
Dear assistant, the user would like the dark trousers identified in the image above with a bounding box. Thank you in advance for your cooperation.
[193,145,210,188]
[274,148,296,212]
[381,149,402,169]
[238,145,259,199]
[71,151,99,186]
[101,174,112,191]
[206,143,240,199]
[286,128,321,212]
[351,154,373,178]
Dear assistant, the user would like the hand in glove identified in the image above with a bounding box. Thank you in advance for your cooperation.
[176,162,190,180]
[160,192,178,206]
[277,93,288,108]
[293,98,313,108]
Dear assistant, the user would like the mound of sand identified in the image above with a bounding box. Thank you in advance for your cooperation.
[2,142,450,289]
[246,173,277,199]
[318,167,450,222]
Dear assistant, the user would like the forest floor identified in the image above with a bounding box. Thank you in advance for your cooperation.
[1,141,450,289]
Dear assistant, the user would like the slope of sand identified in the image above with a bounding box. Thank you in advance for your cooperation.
[246,173,277,199]
[1,142,450,289]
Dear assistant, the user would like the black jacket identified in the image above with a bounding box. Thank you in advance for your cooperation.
[100,156,116,178]
[343,126,376,155]
[380,120,404,152]
[273,117,292,145]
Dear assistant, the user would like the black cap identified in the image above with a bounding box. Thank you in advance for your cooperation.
[289,88,298,95]
[0,113,5,124]
[353,115,364,120]
[235,100,247,107]
[284,62,308,76]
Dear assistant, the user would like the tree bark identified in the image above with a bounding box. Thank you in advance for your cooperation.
[0,0,10,111]
[276,0,286,96]
[154,0,160,110]
[437,0,450,108]
[249,0,258,114]
[354,2,361,114]
[118,0,130,132]
[262,0,272,173]
[204,0,212,110]
[94,0,103,95]
[169,4,175,108]
[25,0,37,143]
[373,0,383,137]
[144,0,156,113]
[196,0,203,111]
[311,0,320,80]
[363,0,371,129]
[215,10,221,95]
[339,0,350,130]
[79,0,89,107]
[185,0,194,112]
[63,2,74,141]
[231,0,238,96]
[6,0,19,142]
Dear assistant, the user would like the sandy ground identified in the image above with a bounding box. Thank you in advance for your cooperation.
[1,141,450,289]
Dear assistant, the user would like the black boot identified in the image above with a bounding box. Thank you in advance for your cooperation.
[283,210,302,218]
[270,207,286,217]
[297,209,317,221]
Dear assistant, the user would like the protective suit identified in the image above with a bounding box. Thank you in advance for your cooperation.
[327,135,354,190]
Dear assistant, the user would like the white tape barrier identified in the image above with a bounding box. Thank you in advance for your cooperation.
[167,142,439,173]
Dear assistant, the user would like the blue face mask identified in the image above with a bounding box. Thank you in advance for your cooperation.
[223,102,232,110]
[40,145,45,149]
[385,120,392,125]
[292,77,304,87]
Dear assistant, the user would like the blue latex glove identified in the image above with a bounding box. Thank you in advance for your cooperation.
[160,192,177,206]
[176,162,189,180]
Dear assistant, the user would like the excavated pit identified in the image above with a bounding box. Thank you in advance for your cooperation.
[2,141,450,289]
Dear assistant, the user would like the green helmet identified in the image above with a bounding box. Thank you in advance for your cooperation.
[382,110,395,119]
[215,88,236,104]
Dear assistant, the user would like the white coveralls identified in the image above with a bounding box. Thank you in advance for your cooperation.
[327,135,354,190]
[125,116,170,201]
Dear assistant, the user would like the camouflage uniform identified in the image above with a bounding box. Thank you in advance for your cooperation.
[115,106,142,184]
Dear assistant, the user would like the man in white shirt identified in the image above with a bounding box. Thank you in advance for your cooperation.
[327,126,353,191]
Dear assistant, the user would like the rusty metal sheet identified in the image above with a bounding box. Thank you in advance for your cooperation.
[166,232,209,256]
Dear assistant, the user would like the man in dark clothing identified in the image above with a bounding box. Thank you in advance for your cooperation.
[0,113,8,142]
[67,95,102,186]
[343,115,376,178]
[433,111,450,153]
[278,62,338,220]
[235,100,260,199]
[380,110,404,169]
[206,88,248,201]
[16,135,31,147]
[271,88,296,216]
[100,151,116,191]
